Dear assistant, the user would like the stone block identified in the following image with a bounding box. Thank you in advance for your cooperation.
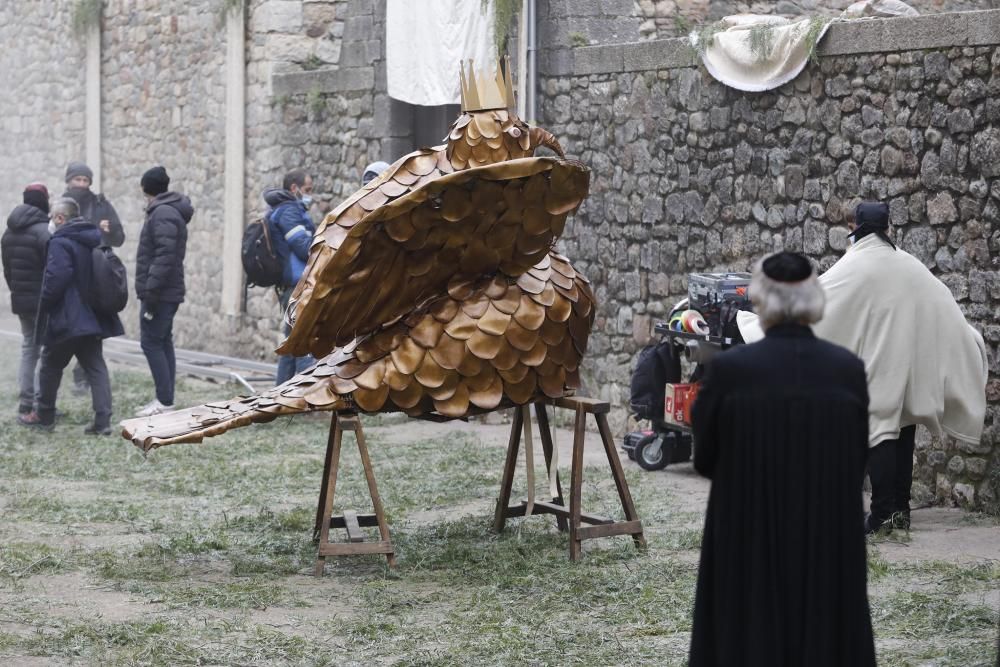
[965,457,988,479]
[344,14,374,41]
[256,0,303,33]
[264,33,309,62]
[622,40,695,72]
[541,48,575,77]
[819,13,970,57]
[372,96,411,138]
[953,482,976,508]
[272,66,374,96]
[927,191,957,225]
[574,44,624,75]
[967,9,1000,46]
[341,0,374,17]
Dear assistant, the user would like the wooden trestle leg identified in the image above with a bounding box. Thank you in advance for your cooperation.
[494,398,645,560]
[314,413,396,576]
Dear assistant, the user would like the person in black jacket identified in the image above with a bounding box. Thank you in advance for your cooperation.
[134,166,193,417]
[689,252,875,667]
[19,198,124,434]
[62,161,125,395]
[1,183,51,417]
[62,162,125,247]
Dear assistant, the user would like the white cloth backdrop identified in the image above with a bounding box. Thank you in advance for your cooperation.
[689,15,832,93]
[386,0,497,107]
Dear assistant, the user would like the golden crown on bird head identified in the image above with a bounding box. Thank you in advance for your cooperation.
[447,56,564,168]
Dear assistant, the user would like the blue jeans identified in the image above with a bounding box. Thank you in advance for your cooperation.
[275,287,315,385]
[140,301,179,405]
[17,313,41,413]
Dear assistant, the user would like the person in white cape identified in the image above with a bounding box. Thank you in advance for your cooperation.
[736,202,988,533]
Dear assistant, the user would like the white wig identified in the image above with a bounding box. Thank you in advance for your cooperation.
[750,256,826,330]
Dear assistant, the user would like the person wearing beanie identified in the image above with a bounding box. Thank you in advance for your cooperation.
[689,252,876,667]
[1,183,52,417]
[134,166,194,418]
[736,201,988,535]
[61,161,125,395]
[361,161,390,186]
[61,160,125,248]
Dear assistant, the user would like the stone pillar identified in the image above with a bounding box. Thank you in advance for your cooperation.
[222,4,247,316]
[85,21,101,191]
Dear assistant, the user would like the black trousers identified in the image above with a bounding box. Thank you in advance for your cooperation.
[37,335,113,429]
[868,425,916,531]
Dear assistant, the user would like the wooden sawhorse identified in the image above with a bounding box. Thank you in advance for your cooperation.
[493,397,646,560]
[313,413,396,575]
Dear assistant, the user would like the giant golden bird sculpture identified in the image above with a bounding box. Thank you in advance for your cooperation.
[122,59,594,451]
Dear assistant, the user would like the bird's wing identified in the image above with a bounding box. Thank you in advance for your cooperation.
[281,157,590,358]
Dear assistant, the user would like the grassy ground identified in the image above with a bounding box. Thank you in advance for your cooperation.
[0,346,997,666]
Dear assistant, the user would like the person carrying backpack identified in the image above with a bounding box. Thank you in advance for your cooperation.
[263,169,316,385]
[63,161,127,395]
[19,198,123,434]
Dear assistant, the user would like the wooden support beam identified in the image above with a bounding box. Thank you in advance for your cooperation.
[330,514,380,529]
[314,413,396,575]
[577,520,644,541]
[343,510,364,543]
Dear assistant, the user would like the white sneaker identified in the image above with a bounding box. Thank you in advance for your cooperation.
[134,399,174,417]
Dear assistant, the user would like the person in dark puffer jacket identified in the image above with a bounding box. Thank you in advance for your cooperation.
[2,183,51,417]
[134,166,193,417]
[20,198,124,434]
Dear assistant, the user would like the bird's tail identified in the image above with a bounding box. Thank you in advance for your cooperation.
[120,380,348,451]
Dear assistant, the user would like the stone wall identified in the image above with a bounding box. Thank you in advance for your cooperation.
[633,0,1000,40]
[98,0,229,354]
[540,9,1000,511]
[0,3,87,208]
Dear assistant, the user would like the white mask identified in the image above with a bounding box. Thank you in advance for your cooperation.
[300,194,313,208]
[48,220,58,234]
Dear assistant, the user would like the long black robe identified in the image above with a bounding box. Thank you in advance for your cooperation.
[689,323,876,667]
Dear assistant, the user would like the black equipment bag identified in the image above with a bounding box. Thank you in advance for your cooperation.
[242,216,284,288]
[629,341,682,420]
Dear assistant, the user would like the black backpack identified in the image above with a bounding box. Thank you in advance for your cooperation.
[89,245,129,314]
[242,216,284,288]
[629,341,682,421]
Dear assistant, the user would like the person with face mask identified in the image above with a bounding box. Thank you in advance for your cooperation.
[262,169,316,385]
[1,183,52,420]
[20,198,123,434]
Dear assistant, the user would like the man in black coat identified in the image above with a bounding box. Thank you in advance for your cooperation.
[1,183,51,417]
[62,161,126,394]
[689,252,876,667]
[21,198,124,434]
[62,162,125,247]
[134,166,193,417]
